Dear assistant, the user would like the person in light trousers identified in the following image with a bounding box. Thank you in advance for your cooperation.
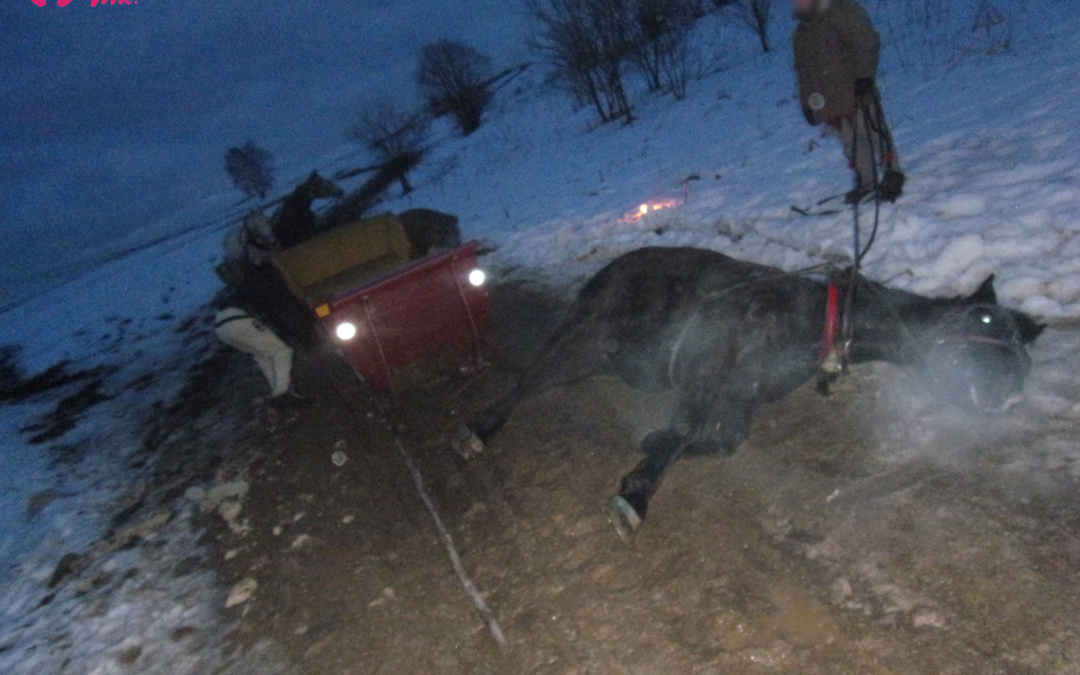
[214,307,294,399]
[213,266,317,430]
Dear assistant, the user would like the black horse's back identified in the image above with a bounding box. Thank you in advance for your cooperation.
[579,247,730,306]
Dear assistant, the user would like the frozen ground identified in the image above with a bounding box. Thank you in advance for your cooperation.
[1,0,1079,672]
[0,235,295,674]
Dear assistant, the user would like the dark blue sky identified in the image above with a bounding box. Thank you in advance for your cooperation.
[0,0,523,304]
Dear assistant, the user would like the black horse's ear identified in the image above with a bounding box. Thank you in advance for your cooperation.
[309,171,319,179]
[967,275,998,305]
[1011,311,1047,344]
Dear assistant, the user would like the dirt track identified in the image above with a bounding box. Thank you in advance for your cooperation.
[209,282,1080,675]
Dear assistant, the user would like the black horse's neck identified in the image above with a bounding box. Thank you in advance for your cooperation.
[844,278,960,365]
[274,182,320,249]
[283,183,316,212]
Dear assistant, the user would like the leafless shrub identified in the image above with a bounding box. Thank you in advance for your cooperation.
[714,0,772,53]
[417,41,495,136]
[971,0,1012,55]
[224,141,275,200]
[528,0,636,124]
[631,0,703,98]
[0,345,21,393]
[866,0,1020,71]
[351,100,427,195]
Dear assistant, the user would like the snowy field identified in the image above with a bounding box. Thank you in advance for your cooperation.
[0,234,297,674]
[1,0,1079,672]
[375,1,1080,320]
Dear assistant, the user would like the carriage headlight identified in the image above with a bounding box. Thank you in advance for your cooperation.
[336,322,358,341]
[468,269,486,287]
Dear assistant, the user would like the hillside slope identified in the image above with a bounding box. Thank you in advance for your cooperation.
[1,1,1079,673]
[362,0,1080,319]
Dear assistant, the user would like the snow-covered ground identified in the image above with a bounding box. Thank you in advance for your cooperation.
[375,1,1080,319]
[1,0,1079,672]
[0,234,297,674]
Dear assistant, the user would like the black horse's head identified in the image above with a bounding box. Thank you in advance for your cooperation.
[301,171,345,200]
[922,276,1045,413]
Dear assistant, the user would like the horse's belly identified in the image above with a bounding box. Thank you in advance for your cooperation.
[610,348,675,392]
[759,354,819,403]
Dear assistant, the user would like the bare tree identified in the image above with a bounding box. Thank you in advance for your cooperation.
[224,141,275,200]
[0,345,21,393]
[351,100,428,194]
[715,0,772,52]
[864,0,1015,72]
[661,27,698,99]
[630,0,702,97]
[971,0,1011,55]
[417,41,494,136]
[528,0,636,124]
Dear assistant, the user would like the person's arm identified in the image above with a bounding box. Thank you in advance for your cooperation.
[836,1,881,83]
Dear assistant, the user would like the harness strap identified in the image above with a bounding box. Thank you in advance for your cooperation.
[935,334,1017,349]
[214,313,254,330]
[820,283,844,374]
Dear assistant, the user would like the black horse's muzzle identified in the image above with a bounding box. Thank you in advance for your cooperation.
[922,313,1032,414]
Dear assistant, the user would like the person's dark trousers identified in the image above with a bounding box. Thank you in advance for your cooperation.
[832,91,903,202]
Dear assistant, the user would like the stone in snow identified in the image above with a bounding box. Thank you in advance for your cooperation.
[225,577,258,608]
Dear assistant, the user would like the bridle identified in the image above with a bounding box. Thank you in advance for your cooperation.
[817,279,1026,378]
[927,304,1027,355]
[669,266,1026,390]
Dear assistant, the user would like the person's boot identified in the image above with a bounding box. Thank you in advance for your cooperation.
[845,185,875,205]
[285,382,307,404]
[878,169,905,203]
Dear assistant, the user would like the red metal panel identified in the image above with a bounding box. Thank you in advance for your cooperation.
[318,242,490,393]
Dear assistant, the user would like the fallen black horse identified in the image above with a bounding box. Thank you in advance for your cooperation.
[463,247,1045,541]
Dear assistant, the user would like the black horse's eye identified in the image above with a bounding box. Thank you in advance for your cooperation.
[981,314,992,324]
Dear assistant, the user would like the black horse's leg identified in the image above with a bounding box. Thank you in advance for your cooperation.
[466,321,614,445]
[606,397,755,542]
[607,429,686,543]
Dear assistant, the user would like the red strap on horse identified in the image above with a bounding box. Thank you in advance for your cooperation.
[820,283,842,372]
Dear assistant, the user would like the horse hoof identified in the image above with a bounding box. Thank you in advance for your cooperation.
[605,496,642,545]
[450,425,485,460]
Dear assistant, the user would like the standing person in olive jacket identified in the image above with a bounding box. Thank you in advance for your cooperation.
[792,0,905,203]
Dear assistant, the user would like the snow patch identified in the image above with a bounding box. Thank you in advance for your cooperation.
[933,194,988,218]
[927,235,986,281]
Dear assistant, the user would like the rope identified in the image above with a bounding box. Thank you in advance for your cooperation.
[393,438,508,647]
[317,356,507,646]
[843,91,891,354]
[857,93,887,266]
[851,98,884,270]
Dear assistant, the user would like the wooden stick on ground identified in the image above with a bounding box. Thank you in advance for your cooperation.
[393,438,508,646]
